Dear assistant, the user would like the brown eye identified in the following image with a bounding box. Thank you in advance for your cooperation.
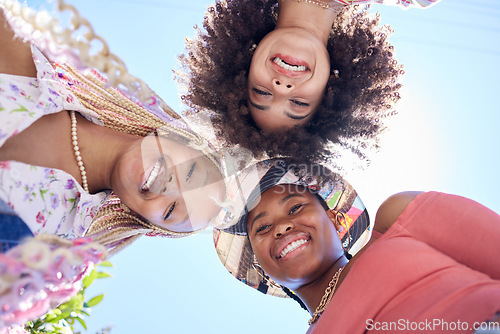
[289,204,303,215]
[164,202,176,220]
[290,100,309,107]
[256,224,271,233]
[253,88,271,96]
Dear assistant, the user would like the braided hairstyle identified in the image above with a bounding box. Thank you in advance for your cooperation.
[177,0,403,162]
[2,1,222,253]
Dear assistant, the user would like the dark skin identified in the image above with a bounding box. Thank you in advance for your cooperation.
[248,187,500,328]
[0,12,36,77]
[247,185,422,317]
[0,11,228,233]
[0,10,136,194]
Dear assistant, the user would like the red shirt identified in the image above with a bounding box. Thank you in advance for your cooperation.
[309,192,500,334]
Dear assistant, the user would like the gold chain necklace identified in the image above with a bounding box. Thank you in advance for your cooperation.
[308,266,344,325]
[70,110,89,192]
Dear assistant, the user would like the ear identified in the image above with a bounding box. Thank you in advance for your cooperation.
[327,210,344,232]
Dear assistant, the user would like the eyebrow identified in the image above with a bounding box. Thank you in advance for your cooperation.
[285,110,311,120]
[249,99,312,121]
[249,99,268,111]
[248,193,305,231]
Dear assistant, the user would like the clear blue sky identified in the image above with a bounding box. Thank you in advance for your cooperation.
[24,0,500,333]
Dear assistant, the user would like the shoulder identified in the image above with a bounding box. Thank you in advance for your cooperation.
[373,191,424,235]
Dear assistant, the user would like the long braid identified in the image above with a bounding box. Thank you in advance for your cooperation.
[1,0,225,249]
[282,286,309,311]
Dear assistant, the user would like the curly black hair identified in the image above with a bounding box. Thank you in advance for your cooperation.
[176,0,403,163]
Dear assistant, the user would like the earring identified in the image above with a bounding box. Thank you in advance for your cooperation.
[251,256,282,289]
[330,210,351,251]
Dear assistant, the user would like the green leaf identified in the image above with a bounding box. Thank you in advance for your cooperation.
[98,261,113,267]
[96,272,112,279]
[82,269,97,288]
[75,317,87,330]
[39,189,48,200]
[85,294,104,307]
[10,105,27,113]
[49,310,72,324]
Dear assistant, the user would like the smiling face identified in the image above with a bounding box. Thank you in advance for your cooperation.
[247,28,330,131]
[246,184,343,290]
[111,134,225,233]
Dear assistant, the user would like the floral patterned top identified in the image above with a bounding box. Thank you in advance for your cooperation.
[333,0,440,8]
[0,46,110,239]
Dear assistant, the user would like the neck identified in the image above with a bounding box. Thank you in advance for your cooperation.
[276,0,341,45]
[74,112,138,193]
[294,253,349,314]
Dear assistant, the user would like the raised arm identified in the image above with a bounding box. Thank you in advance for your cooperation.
[374,191,500,279]
[0,9,36,77]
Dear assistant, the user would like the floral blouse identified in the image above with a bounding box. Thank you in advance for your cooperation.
[333,0,440,8]
[0,46,110,239]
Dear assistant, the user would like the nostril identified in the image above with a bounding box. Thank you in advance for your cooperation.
[286,226,292,231]
[275,80,281,85]
[286,84,292,88]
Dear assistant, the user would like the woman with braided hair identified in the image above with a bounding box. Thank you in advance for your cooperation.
[0,4,227,255]
[178,0,439,162]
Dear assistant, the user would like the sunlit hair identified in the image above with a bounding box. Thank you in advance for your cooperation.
[1,0,163,105]
[1,0,226,253]
[177,0,403,162]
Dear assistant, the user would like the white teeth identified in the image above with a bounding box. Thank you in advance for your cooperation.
[274,57,307,72]
[142,158,162,191]
[279,239,308,258]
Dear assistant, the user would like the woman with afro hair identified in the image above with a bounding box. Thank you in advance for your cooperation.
[177,0,439,162]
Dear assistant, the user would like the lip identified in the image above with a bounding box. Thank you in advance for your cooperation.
[270,54,310,78]
[140,159,157,192]
[141,157,170,194]
[272,231,310,260]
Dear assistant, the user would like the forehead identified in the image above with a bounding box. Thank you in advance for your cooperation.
[251,184,316,210]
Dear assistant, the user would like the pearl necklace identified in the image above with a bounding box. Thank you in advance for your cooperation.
[308,266,344,325]
[70,111,89,192]
[284,0,347,11]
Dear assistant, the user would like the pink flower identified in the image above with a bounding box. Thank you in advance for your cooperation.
[36,212,47,227]
[0,161,11,169]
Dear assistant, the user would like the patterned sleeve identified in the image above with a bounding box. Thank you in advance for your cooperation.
[332,0,440,9]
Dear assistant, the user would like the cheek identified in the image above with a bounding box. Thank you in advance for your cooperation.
[250,236,280,280]
[249,109,273,130]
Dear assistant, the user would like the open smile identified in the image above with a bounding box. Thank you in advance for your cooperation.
[274,233,311,260]
[270,54,310,77]
[141,156,170,193]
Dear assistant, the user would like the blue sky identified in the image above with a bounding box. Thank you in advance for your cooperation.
[23,0,500,333]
